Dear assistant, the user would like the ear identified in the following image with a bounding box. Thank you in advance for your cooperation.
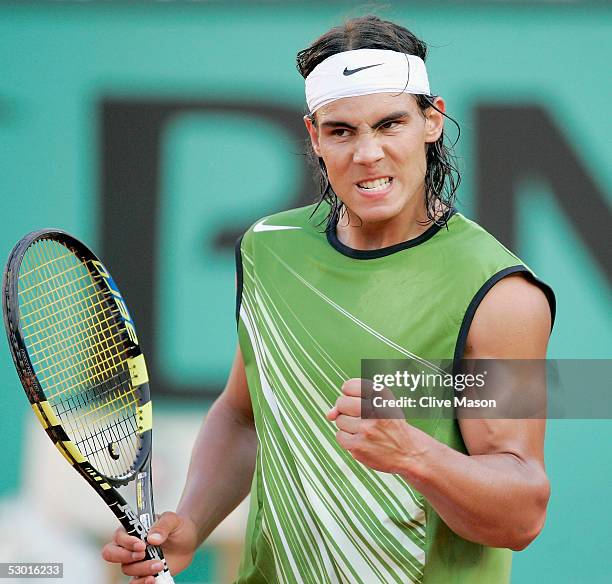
[424,96,445,143]
[304,114,322,157]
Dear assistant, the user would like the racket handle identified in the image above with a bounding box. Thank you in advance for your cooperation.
[154,559,175,584]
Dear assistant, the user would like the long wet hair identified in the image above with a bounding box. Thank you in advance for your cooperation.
[296,15,461,230]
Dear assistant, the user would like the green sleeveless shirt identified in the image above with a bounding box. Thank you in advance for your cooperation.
[233,203,554,584]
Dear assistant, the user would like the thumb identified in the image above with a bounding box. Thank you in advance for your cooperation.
[326,406,339,421]
[147,511,182,545]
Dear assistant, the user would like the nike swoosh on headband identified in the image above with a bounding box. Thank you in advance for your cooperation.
[253,219,302,233]
[343,63,383,76]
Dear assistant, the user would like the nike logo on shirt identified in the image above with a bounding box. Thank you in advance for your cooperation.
[253,219,302,233]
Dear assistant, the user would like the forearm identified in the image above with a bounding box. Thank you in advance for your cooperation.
[176,395,257,546]
[400,429,550,550]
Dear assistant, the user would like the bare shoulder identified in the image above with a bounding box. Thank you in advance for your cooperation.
[464,274,552,359]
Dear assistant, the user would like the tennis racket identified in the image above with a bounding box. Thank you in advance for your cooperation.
[2,229,174,583]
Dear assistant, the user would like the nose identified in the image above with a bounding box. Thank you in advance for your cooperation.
[352,133,384,165]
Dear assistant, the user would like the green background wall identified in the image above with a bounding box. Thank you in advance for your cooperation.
[0,2,610,582]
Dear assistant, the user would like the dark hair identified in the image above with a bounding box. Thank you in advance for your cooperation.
[296,15,461,230]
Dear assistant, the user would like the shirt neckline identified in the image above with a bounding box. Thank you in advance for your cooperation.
[326,208,457,260]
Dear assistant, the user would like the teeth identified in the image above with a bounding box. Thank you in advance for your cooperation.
[358,177,391,190]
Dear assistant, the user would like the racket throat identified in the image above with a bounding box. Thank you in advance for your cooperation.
[136,466,155,531]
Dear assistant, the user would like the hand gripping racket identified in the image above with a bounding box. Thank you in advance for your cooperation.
[2,229,174,583]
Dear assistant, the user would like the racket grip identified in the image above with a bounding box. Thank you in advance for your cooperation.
[153,559,175,584]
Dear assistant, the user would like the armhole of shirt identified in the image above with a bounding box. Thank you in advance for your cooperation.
[453,265,557,366]
[235,234,245,328]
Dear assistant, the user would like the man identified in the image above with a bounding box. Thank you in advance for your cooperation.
[102,15,555,583]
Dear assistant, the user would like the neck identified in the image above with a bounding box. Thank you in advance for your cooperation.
[335,200,444,251]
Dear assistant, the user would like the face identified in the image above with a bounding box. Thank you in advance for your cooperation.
[304,92,445,226]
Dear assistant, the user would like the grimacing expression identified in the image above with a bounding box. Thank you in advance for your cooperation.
[305,92,444,225]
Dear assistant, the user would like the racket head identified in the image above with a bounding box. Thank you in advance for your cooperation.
[3,229,152,485]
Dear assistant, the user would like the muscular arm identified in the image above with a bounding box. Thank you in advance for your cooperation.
[331,274,552,551]
[400,274,552,550]
[177,345,257,545]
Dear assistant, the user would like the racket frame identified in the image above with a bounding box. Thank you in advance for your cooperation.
[3,229,172,577]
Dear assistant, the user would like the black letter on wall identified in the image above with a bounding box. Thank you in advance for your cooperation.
[476,104,610,282]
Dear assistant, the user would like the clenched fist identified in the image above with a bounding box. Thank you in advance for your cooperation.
[327,378,430,475]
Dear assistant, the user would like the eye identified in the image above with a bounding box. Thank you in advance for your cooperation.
[330,128,351,137]
[380,121,400,130]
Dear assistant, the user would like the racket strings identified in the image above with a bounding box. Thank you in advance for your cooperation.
[24,240,140,476]
[26,304,121,355]
[20,242,127,450]
[18,239,141,479]
[32,327,125,378]
[25,316,129,398]
[18,249,76,279]
[78,401,138,458]
[43,343,131,397]
[60,372,138,467]
[21,276,113,330]
[26,309,128,379]
[52,371,139,471]
[22,245,128,396]
[54,370,127,420]
[19,262,91,303]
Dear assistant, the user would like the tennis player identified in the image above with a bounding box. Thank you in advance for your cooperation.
[102,15,555,583]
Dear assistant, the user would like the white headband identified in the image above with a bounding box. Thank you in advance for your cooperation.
[305,49,430,114]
